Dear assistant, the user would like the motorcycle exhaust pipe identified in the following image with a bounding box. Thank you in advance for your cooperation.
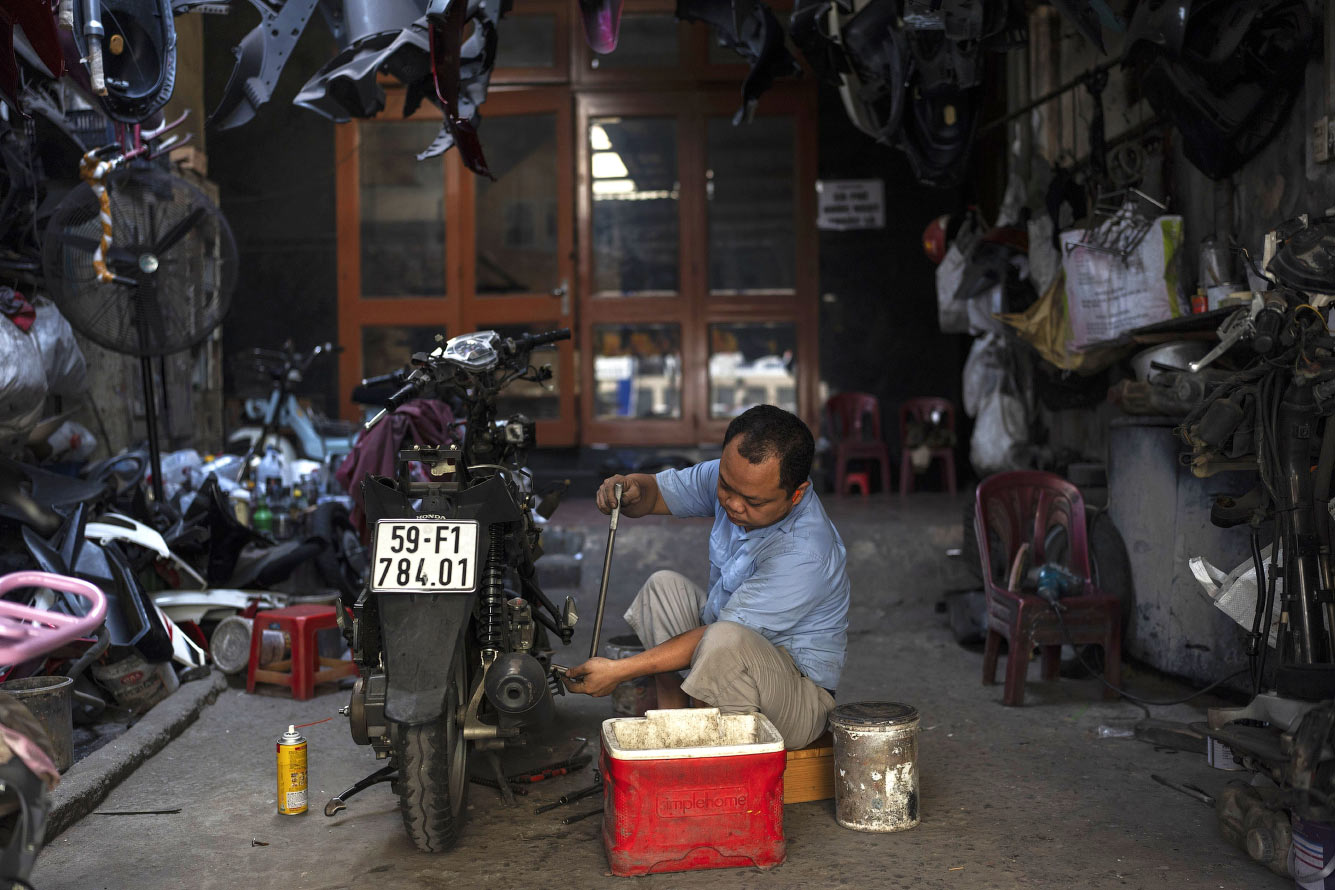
[484,652,555,728]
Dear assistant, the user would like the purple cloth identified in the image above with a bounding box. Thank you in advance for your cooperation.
[335,399,457,536]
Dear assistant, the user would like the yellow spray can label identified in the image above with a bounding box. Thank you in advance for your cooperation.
[276,725,308,815]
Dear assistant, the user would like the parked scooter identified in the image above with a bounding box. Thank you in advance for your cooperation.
[227,342,356,487]
[333,328,575,851]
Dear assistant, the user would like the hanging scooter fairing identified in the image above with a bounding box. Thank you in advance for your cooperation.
[416,0,502,174]
[70,0,177,123]
[675,0,800,124]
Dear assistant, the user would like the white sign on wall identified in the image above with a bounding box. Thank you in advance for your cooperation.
[816,179,885,231]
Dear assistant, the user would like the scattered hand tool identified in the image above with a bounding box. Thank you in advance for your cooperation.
[468,774,530,795]
[94,808,182,815]
[1150,773,1215,806]
[535,770,603,814]
[562,807,603,825]
[587,482,623,663]
[508,753,593,784]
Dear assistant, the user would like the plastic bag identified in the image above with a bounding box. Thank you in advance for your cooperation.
[0,317,47,456]
[970,388,1029,476]
[962,334,1006,418]
[29,296,86,397]
[1189,547,1281,649]
[936,218,983,334]
[44,420,97,462]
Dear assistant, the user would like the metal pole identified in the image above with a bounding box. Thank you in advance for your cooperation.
[140,355,165,503]
[589,482,622,660]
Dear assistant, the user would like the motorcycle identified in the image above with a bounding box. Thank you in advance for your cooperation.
[226,341,357,486]
[335,327,576,852]
[1178,213,1335,879]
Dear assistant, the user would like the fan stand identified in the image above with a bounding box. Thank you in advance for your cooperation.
[138,353,166,504]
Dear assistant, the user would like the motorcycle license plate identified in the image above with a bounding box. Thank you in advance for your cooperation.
[370,520,480,594]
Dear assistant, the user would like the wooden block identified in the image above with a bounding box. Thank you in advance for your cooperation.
[783,731,834,804]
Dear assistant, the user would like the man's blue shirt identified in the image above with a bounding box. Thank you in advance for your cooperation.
[655,459,850,690]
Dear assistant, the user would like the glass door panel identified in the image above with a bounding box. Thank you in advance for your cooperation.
[359,121,446,298]
[590,116,680,296]
[708,322,797,419]
[593,323,683,420]
[706,115,796,294]
[475,114,560,296]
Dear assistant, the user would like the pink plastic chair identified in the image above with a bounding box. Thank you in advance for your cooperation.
[973,471,1121,706]
[0,571,108,665]
[899,397,957,496]
[825,392,891,496]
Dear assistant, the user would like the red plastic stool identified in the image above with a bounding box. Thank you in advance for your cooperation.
[246,604,355,701]
[842,471,871,496]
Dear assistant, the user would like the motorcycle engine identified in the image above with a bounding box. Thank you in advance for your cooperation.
[346,673,390,757]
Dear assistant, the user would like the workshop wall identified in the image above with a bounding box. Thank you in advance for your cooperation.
[203,14,341,419]
[815,82,970,478]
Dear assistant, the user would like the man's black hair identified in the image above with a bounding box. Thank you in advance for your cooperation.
[723,405,814,495]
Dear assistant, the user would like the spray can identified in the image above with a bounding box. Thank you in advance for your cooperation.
[276,724,308,815]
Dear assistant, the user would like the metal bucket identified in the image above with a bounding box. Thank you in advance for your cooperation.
[0,676,74,772]
[210,616,286,675]
[830,701,920,832]
[604,634,658,717]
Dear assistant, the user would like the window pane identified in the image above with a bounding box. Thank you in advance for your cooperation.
[706,115,796,294]
[594,323,682,419]
[589,15,678,69]
[362,325,445,379]
[476,114,559,295]
[486,321,562,421]
[591,117,679,295]
[708,323,797,419]
[495,15,557,69]
[360,122,445,298]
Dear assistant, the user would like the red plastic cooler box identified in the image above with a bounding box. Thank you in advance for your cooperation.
[600,707,787,876]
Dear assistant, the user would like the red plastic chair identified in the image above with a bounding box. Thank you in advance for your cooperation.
[824,393,891,496]
[246,604,356,701]
[973,471,1122,707]
[899,397,957,496]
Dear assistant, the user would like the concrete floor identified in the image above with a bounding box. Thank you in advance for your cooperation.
[34,494,1287,890]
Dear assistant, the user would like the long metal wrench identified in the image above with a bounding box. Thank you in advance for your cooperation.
[1150,773,1214,807]
[589,482,622,660]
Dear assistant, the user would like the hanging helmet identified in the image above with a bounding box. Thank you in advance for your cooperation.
[922,214,950,264]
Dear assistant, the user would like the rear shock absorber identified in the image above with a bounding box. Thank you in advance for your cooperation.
[478,529,507,652]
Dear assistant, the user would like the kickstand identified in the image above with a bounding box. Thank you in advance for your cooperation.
[324,765,397,816]
[487,752,517,808]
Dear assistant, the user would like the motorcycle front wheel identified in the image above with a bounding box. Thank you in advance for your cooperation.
[390,646,470,852]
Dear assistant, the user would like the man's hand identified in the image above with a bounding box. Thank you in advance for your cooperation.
[563,657,625,697]
[596,474,662,518]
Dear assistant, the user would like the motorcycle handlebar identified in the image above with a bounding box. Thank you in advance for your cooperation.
[365,376,423,431]
[517,328,571,349]
[360,370,404,388]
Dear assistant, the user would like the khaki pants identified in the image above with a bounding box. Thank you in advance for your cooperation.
[624,570,835,749]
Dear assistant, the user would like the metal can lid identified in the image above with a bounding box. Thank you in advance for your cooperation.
[830,701,919,728]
